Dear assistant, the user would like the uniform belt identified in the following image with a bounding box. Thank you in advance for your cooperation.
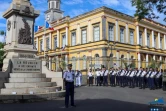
[66,81,74,83]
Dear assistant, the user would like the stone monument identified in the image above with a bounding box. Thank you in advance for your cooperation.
[0,0,64,101]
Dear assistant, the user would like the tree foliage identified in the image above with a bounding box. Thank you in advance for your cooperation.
[0,42,5,64]
[132,0,166,22]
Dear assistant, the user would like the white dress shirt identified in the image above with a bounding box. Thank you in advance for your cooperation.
[88,72,93,77]
[140,71,146,77]
[102,70,108,76]
[63,70,75,82]
[96,71,101,77]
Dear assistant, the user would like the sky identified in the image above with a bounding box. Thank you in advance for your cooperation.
[0,0,165,42]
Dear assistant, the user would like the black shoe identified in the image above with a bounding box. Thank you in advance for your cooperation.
[65,106,68,108]
[139,87,142,89]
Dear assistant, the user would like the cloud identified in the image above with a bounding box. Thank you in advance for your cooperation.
[68,9,89,17]
[0,23,6,28]
[63,0,83,5]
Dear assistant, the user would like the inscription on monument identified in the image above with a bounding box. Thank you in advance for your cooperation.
[12,59,41,73]
[18,54,35,59]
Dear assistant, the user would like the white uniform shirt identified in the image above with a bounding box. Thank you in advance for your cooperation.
[96,71,101,77]
[136,70,141,77]
[109,70,113,75]
[120,70,125,76]
[75,71,80,77]
[156,72,162,78]
[150,71,157,78]
[112,70,116,75]
[102,70,109,76]
[129,71,135,77]
[63,70,75,82]
[146,71,152,78]
[141,71,146,77]
[88,72,93,77]
[126,71,131,76]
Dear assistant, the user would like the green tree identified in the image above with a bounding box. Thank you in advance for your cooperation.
[0,31,5,65]
[132,0,166,22]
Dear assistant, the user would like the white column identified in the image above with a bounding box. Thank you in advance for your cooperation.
[88,20,91,42]
[153,55,155,60]
[66,27,68,46]
[57,30,60,47]
[116,20,119,41]
[144,28,147,46]
[77,54,80,70]
[42,35,45,51]
[159,56,162,69]
[127,52,129,65]
[136,25,139,45]
[158,33,161,49]
[164,35,166,50]
[36,37,38,50]
[56,56,59,71]
[138,53,141,68]
[126,23,128,43]
[116,51,119,68]
[77,24,80,44]
[152,30,154,47]
[146,54,148,67]
[49,57,52,70]
[65,55,68,70]
[49,33,51,49]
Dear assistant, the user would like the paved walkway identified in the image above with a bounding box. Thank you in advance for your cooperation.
[0,86,166,111]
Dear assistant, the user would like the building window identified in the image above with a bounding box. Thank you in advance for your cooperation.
[83,55,86,69]
[95,54,100,68]
[82,29,87,44]
[72,57,76,70]
[40,40,43,52]
[160,38,162,49]
[71,32,76,46]
[154,36,156,48]
[51,2,54,8]
[56,1,59,9]
[108,24,114,41]
[46,38,49,51]
[130,30,134,45]
[62,34,66,47]
[120,28,124,43]
[54,36,57,49]
[94,26,100,41]
[139,32,142,46]
[147,33,150,47]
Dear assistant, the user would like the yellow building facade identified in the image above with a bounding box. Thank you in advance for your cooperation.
[35,6,166,82]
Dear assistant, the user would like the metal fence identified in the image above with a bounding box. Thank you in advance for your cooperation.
[45,57,166,71]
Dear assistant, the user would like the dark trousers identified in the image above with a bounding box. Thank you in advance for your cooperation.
[149,78,155,89]
[103,76,108,86]
[155,77,161,88]
[116,76,120,85]
[97,76,100,86]
[120,76,125,87]
[140,77,145,89]
[129,77,134,88]
[100,76,103,86]
[65,82,74,107]
[110,75,115,86]
[89,77,93,86]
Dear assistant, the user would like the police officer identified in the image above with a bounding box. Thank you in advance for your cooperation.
[88,69,94,86]
[146,67,153,88]
[63,64,76,108]
[155,69,163,89]
[149,68,157,90]
[102,66,109,86]
[75,70,81,87]
[120,68,126,87]
[110,68,116,87]
[116,67,121,86]
[139,68,147,89]
[96,68,101,86]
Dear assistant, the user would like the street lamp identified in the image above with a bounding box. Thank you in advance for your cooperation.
[107,40,116,68]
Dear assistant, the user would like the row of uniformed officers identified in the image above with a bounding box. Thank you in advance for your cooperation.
[88,67,163,90]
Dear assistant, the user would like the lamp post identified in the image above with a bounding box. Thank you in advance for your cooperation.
[107,40,116,68]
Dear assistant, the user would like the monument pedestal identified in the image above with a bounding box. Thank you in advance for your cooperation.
[0,0,65,102]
